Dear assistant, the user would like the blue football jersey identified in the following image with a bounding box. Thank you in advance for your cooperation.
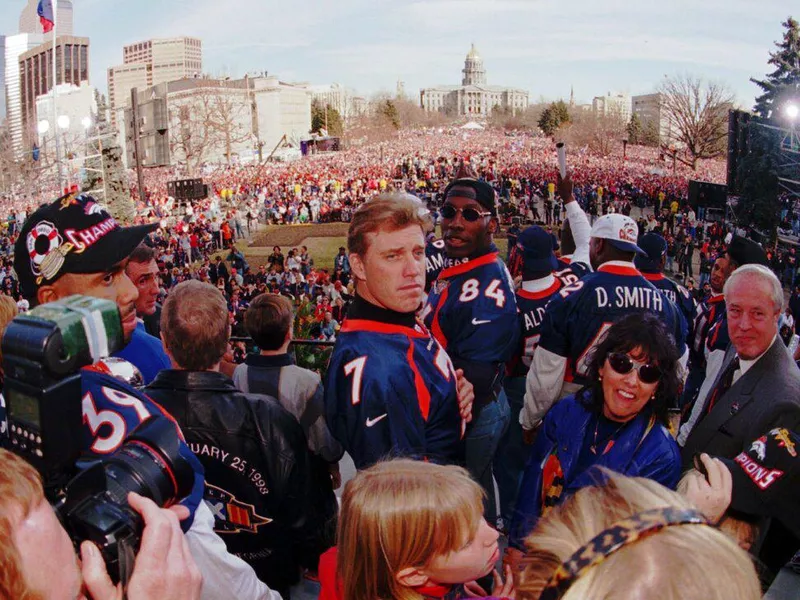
[556,256,591,281]
[538,261,688,387]
[642,273,697,339]
[325,318,464,470]
[425,238,447,292]
[691,294,726,367]
[507,279,564,378]
[422,250,520,365]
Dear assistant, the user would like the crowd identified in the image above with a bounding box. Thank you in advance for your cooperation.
[0,129,798,600]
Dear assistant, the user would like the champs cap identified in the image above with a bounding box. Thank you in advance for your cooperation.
[719,427,800,539]
[516,225,558,272]
[726,236,769,267]
[590,214,646,256]
[14,193,157,301]
[443,178,499,216]
[634,233,668,273]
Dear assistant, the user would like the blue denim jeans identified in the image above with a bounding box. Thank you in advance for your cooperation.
[493,377,532,525]
[465,388,511,522]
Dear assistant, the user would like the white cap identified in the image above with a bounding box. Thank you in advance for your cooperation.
[589,214,646,255]
[16,299,30,312]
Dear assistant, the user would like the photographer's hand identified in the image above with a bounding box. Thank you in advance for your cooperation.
[81,492,203,600]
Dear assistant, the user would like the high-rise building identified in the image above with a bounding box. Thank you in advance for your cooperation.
[592,92,632,122]
[107,37,202,129]
[5,32,43,151]
[420,45,528,117]
[632,93,675,144]
[18,35,89,147]
[0,35,6,122]
[19,0,74,36]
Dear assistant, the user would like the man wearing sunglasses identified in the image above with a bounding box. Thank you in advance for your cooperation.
[521,213,689,436]
[422,173,519,523]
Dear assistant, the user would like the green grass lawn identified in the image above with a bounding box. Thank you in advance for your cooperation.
[241,226,509,272]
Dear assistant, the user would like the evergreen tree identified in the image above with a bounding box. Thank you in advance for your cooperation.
[751,17,800,119]
[739,17,800,235]
[310,100,344,136]
[537,100,571,137]
[84,92,135,222]
[627,113,643,144]
[379,99,401,130]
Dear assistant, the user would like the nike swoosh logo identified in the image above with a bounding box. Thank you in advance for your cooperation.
[471,318,491,325]
[366,414,388,427]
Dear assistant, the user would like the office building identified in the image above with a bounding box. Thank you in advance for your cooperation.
[19,0,73,37]
[107,37,202,129]
[592,92,631,122]
[5,32,43,151]
[18,35,89,147]
[121,74,311,168]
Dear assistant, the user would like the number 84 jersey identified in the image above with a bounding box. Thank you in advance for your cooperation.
[423,251,519,364]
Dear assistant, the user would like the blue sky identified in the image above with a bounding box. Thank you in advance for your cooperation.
[2,0,794,108]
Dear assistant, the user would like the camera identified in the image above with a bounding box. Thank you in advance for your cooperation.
[2,295,194,584]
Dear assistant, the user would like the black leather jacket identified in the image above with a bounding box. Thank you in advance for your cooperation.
[145,370,337,592]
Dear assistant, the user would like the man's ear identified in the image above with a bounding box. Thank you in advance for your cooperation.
[37,284,59,306]
[488,217,498,235]
[395,566,430,588]
[349,253,366,282]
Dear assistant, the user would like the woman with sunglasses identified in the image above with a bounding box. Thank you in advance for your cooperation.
[506,311,682,563]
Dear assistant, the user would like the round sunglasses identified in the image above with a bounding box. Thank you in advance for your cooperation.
[606,352,662,384]
[441,204,492,222]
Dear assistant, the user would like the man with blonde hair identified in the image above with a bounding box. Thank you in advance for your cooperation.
[326,193,473,470]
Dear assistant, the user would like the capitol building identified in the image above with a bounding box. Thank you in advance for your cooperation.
[420,45,529,117]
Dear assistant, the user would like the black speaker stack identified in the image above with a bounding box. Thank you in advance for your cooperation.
[727,109,751,194]
[167,178,208,201]
[688,180,728,210]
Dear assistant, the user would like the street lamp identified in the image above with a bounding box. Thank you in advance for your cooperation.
[81,116,92,130]
[622,135,629,160]
[37,119,50,135]
[787,104,799,121]
[57,115,70,130]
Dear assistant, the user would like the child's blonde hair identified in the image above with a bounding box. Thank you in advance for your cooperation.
[338,459,484,600]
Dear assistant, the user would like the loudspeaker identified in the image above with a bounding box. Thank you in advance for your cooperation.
[727,109,751,193]
[167,178,207,200]
[689,180,728,210]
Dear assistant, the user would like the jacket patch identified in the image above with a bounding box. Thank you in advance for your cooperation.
[205,482,272,534]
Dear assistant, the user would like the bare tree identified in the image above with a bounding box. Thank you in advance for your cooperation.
[206,91,253,165]
[562,109,628,156]
[658,74,734,169]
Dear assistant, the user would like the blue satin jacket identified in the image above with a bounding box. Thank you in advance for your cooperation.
[508,389,681,550]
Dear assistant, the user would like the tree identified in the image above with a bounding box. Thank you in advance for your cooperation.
[738,17,800,234]
[657,74,734,169]
[752,17,800,120]
[564,109,627,156]
[627,114,643,144]
[378,99,400,130]
[84,92,135,222]
[538,100,571,136]
[311,99,344,137]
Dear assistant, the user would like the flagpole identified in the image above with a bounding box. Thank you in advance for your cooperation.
[51,0,62,192]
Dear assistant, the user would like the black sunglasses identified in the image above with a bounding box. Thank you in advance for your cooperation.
[606,352,662,384]
[441,204,492,222]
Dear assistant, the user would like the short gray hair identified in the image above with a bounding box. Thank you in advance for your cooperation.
[723,264,783,312]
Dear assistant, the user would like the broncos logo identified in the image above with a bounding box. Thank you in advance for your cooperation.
[750,436,767,461]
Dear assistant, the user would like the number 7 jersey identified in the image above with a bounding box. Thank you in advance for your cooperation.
[422,251,519,364]
[324,317,465,470]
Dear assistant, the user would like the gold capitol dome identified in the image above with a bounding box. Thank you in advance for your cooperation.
[466,43,482,60]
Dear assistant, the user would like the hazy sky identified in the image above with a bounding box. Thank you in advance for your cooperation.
[2,0,794,108]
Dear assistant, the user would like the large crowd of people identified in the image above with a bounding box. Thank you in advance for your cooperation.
[0,129,799,600]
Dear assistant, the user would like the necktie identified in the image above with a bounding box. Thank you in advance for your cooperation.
[705,356,740,416]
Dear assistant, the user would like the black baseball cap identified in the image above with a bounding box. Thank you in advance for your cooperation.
[635,233,668,273]
[14,193,157,301]
[719,427,800,539]
[726,236,768,267]
[443,178,499,216]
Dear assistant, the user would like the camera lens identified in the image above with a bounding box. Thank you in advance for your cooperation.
[102,418,194,507]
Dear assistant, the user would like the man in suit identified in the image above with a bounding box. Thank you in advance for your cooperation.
[680,264,800,468]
